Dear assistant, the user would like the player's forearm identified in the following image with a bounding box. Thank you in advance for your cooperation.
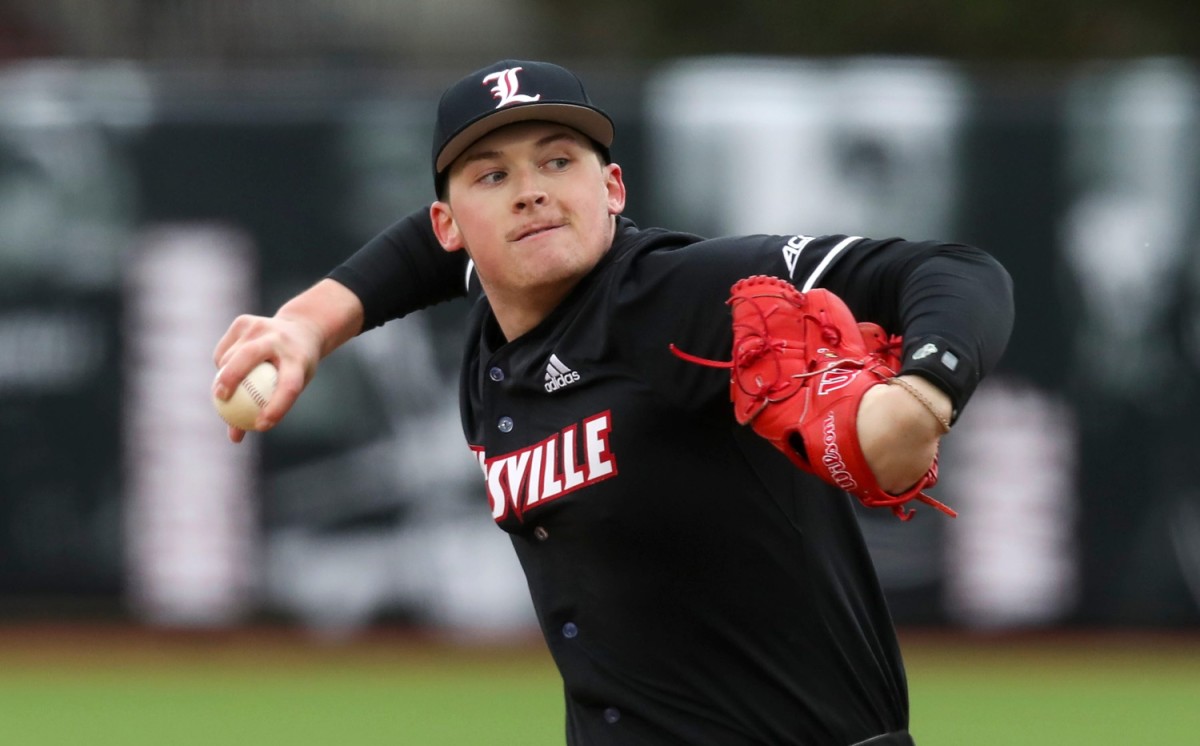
[328,208,470,331]
[274,278,365,359]
[895,249,1014,420]
[212,278,364,440]
[857,375,950,493]
[825,241,1014,422]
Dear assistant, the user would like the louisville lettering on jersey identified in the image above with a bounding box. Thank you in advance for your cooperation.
[470,411,618,522]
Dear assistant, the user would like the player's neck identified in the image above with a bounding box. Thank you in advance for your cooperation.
[485,216,619,341]
[489,283,577,341]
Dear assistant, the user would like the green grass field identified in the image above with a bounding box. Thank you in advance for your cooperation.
[0,626,1196,745]
[904,633,1200,745]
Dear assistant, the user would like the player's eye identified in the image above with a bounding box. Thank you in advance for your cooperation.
[477,170,506,185]
[544,157,571,171]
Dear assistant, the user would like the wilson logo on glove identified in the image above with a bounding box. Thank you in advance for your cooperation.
[817,368,856,397]
[821,412,858,492]
[669,275,954,521]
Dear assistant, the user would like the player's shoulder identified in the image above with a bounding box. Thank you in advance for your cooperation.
[609,217,705,257]
[613,220,868,291]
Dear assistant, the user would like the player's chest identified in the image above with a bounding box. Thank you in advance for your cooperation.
[462,340,675,530]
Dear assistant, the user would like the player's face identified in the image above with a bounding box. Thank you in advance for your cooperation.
[431,121,626,332]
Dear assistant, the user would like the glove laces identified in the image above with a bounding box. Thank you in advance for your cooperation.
[669,297,856,403]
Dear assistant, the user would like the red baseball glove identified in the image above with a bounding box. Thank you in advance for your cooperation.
[671,275,953,520]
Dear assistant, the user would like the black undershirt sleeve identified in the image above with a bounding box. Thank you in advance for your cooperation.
[326,207,469,332]
[819,239,1014,421]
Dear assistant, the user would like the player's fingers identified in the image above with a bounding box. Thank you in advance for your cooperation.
[257,361,306,430]
[227,424,247,444]
[213,314,264,367]
[214,358,258,402]
[213,335,279,402]
[212,314,321,428]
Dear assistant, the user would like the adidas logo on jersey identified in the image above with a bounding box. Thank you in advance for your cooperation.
[544,354,581,392]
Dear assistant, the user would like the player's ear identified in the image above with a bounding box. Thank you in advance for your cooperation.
[603,163,626,217]
[430,201,464,252]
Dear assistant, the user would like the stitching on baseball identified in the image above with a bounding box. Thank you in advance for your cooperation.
[242,379,269,408]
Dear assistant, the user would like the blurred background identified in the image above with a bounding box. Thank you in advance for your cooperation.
[0,0,1198,696]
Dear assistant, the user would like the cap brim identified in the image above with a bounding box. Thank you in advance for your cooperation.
[435,103,614,175]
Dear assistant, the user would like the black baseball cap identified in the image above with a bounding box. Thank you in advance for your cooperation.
[432,60,615,194]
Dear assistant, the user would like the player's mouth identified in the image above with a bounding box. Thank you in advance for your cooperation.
[511,222,564,242]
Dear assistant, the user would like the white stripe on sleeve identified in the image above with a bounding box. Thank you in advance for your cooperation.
[800,236,862,291]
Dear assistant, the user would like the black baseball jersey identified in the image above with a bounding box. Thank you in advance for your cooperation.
[330,212,1013,745]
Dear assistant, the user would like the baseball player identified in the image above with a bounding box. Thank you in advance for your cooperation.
[214,60,1014,745]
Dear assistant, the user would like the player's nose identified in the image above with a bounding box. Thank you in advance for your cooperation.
[511,169,548,211]
[514,192,548,211]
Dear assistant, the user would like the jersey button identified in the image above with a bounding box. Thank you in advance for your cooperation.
[562,622,578,639]
[497,416,514,433]
[488,367,505,382]
[533,526,549,541]
[603,707,621,724]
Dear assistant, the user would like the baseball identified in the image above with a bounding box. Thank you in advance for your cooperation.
[213,361,278,430]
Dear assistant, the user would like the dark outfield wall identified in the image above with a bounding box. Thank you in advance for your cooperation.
[0,61,1195,628]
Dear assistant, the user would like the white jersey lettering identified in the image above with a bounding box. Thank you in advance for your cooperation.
[488,453,514,520]
[525,444,545,507]
[782,235,816,279]
[561,425,586,490]
[541,437,564,501]
[476,411,618,520]
[584,413,615,479]
[505,450,533,514]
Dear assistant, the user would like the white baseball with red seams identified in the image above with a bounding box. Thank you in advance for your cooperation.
[213,361,277,430]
